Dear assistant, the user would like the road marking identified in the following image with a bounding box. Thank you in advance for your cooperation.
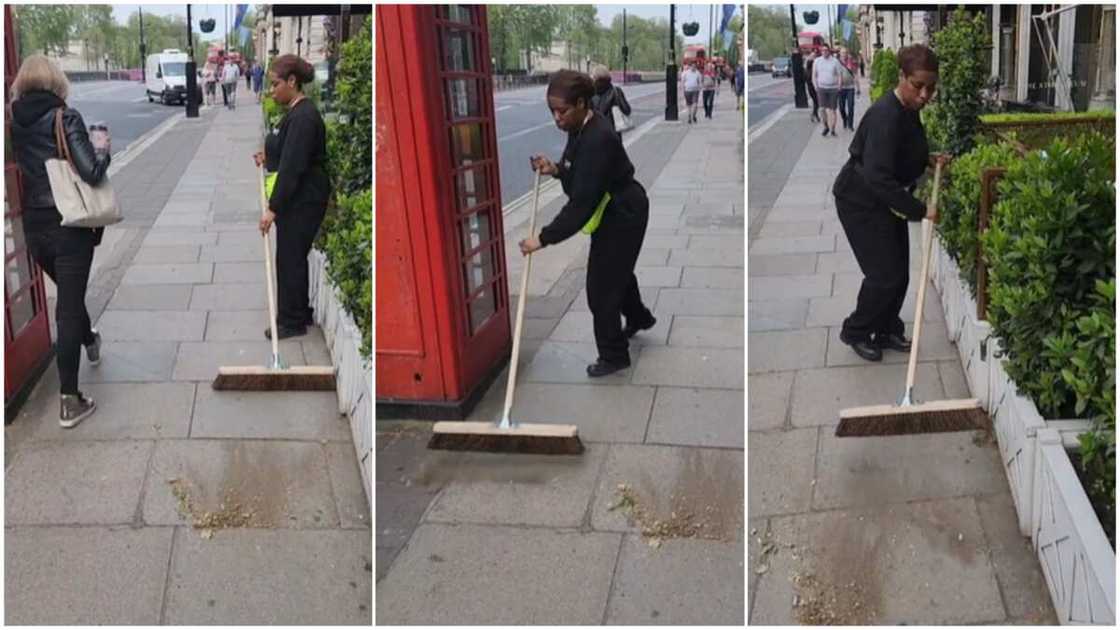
[497,120,556,142]
[107,111,185,177]
[749,77,789,93]
[495,105,513,112]
[748,103,793,145]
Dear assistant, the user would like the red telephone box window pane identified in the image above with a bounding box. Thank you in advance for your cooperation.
[444,28,477,71]
[462,244,496,294]
[450,122,486,167]
[456,166,489,212]
[440,5,477,26]
[6,250,32,296]
[6,282,35,336]
[468,284,498,333]
[446,78,482,120]
[459,206,493,254]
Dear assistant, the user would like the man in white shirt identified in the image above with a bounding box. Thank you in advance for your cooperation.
[812,44,843,137]
[681,62,702,124]
[221,61,240,110]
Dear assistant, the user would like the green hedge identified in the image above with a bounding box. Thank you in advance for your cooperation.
[922,7,989,155]
[980,132,1115,530]
[977,111,1116,150]
[322,189,372,360]
[868,48,898,103]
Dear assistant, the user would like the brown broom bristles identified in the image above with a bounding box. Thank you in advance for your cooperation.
[836,405,989,437]
[427,432,584,455]
[211,368,336,391]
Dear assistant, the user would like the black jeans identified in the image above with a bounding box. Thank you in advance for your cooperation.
[807,83,819,120]
[586,186,653,365]
[836,197,909,341]
[275,206,326,329]
[25,222,98,395]
[702,89,715,118]
[840,88,855,127]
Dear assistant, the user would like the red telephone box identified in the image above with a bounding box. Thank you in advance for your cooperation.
[4,6,54,421]
[375,5,511,419]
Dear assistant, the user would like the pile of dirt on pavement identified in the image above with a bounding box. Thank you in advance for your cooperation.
[168,478,264,537]
[609,483,727,548]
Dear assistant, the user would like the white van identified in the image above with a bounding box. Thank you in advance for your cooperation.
[145,49,189,105]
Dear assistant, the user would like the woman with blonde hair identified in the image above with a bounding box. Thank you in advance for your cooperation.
[10,54,112,427]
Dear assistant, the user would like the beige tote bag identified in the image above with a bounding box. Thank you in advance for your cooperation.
[45,108,121,228]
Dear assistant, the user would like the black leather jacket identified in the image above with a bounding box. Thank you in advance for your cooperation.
[11,90,110,226]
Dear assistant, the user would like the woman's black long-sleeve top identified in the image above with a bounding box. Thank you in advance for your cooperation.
[265,98,331,216]
[11,90,110,230]
[832,90,929,221]
[538,111,642,246]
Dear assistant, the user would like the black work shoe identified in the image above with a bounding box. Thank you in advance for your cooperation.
[624,315,657,339]
[264,325,307,341]
[822,126,830,136]
[840,333,882,362]
[586,359,630,378]
[874,332,912,352]
[60,393,96,429]
[85,329,102,366]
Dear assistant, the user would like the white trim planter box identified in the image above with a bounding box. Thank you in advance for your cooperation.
[931,230,947,293]
[1032,428,1116,624]
[309,249,372,507]
[956,292,992,412]
[989,358,1047,536]
[939,245,964,342]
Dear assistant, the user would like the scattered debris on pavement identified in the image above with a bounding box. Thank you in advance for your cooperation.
[608,482,728,548]
[167,478,264,538]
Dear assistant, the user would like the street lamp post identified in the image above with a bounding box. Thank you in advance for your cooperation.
[185,4,199,118]
[790,4,808,108]
[665,4,678,121]
[622,9,627,86]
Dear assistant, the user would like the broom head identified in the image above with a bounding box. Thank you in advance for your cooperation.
[836,398,987,437]
[428,421,584,455]
[212,365,337,391]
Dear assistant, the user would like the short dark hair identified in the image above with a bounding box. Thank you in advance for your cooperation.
[547,70,594,109]
[271,54,315,88]
[898,44,939,76]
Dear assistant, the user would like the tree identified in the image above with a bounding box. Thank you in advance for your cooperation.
[746,5,791,60]
[16,5,76,57]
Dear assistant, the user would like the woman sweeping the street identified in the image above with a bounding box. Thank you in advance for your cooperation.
[254,54,331,340]
[10,55,111,427]
[521,70,656,377]
[831,44,947,362]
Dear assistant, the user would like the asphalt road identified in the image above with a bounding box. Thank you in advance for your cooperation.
[495,81,668,206]
[67,80,183,157]
[747,73,794,132]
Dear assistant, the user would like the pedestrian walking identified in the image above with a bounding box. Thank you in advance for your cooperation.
[701,62,717,119]
[831,44,946,362]
[812,44,843,136]
[734,63,745,111]
[221,60,240,110]
[254,55,331,340]
[252,62,265,103]
[682,62,702,124]
[521,70,656,377]
[10,55,111,427]
[203,64,217,106]
[590,67,631,138]
[805,51,820,123]
[245,63,252,91]
[838,48,859,130]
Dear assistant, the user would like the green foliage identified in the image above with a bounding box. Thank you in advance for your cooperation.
[935,141,1021,297]
[978,111,1115,150]
[980,110,1116,125]
[261,95,284,129]
[15,5,76,56]
[321,189,372,362]
[869,48,898,103]
[326,17,371,197]
[922,7,989,155]
[980,133,1115,520]
[747,5,793,61]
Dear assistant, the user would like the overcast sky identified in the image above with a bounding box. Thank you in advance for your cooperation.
[595,4,741,45]
[754,4,858,35]
[110,4,242,42]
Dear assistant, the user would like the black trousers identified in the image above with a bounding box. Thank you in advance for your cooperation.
[836,197,909,341]
[702,89,715,118]
[586,188,653,364]
[275,206,326,329]
[25,223,98,395]
[807,83,819,119]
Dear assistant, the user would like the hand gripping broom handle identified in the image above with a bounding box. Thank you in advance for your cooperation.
[902,160,942,406]
[499,171,542,428]
[259,163,282,369]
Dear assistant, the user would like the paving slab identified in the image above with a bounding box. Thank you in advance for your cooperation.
[5,440,154,524]
[761,208,833,223]
[748,329,828,373]
[189,283,268,311]
[634,265,683,287]
[521,341,639,385]
[824,323,958,366]
[667,315,744,347]
[96,310,207,341]
[789,363,946,428]
[501,382,656,443]
[637,247,671,266]
[121,262,213,285]
[325,441,372,529]
[591,444,743,542]
[643,234,690,249]
[376,523,619,625]
[748,253,818,276]
[757,221,822,238]
[632,346,743,389]
[749,273,832,300]
[142,439,339,528]
[203,310,269,341]
[668,247,744,267]
[549,310,670,346]
[153,213,209,229]
[163,528,371,625]
[4,526,174,625]
[679,266,743,289]
[107,284,194,310]
[423,443,606,527]
[688,235,746,251]
[654,288,743,316]
[212,261,266,283]
[938,359,971,399]
[77,341,179,383]
[132,245,200,264]
[974,492,1058,623]
[171,340,305,380]
[748,371,795,432]
[646,386,743,448]
[22,382,194,441]
[747,517,768,617]
[750,236,835,256]
[748,299,808,331]
[198,243,264,263]
[747,428,817,518]
[190,386,349,441]
[813,430,1008,511]
[142,231,218,247]
[605,535,744,625]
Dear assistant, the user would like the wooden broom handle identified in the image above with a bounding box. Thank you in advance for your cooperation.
[259,163,281,363]
[500,171,542,425]
[906,161,942,392]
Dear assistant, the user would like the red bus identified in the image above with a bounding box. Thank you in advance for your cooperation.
[798,31,827,55]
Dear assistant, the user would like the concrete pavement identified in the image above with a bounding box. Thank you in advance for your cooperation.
[5,82,371,625]
[376,86,745,625]
[746,83,1057,624]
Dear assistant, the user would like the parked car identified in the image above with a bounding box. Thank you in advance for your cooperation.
[771,56,792,78]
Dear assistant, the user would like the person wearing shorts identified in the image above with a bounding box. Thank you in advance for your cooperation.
[681,62,702,124]
[812,44,844,137]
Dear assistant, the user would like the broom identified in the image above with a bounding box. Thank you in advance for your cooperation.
[428,171,583,454]
[211,163,336,391]
[835,160,987,437]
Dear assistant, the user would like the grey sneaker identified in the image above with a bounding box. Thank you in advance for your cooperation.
[86,329,101,366]
[60,394,96,429]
